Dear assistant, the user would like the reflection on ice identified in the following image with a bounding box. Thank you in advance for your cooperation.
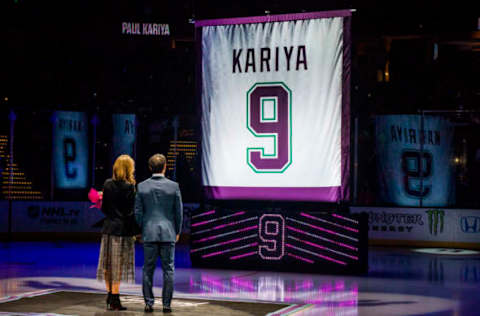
[188,272,359,307]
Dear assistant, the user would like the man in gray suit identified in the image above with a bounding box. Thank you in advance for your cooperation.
[135,154,183,313]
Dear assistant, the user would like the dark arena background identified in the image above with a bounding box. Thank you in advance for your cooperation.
[1,1,480,315]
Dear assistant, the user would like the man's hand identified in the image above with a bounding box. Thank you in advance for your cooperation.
[176,234,180,242]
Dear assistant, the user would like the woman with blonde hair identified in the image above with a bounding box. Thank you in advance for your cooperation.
[96,154,140,310]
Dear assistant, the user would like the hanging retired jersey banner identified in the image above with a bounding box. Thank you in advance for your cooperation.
[197,10,351,202]
[112,114,136,160]
[52,111,89,189]
[376,115,455,207]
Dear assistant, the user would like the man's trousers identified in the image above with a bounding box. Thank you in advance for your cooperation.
[142,242,175,307]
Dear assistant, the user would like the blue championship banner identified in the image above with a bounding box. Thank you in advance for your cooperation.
[52,111,89,189]
[376,115,455,207]
[112,114,136,159]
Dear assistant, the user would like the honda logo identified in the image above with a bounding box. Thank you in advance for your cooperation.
[460,216,480,233]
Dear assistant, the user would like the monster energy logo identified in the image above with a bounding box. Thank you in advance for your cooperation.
[426,209,445,235]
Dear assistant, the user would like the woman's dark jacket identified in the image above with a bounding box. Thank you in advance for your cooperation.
[101,178,140,236]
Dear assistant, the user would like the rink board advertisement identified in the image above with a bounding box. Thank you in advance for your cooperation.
[0,201,8,232]
[351,206,480,247]
[197,10,351,202]
[9,201,197,234]
[376,115,455,207]
[52,111,89,189]
[11,201,104,233]
[112,114,136,159]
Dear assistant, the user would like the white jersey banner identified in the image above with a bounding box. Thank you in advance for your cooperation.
[198,11,351,202]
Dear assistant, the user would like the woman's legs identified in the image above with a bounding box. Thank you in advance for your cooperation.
[112,264,122,294]
[104,270,113,310]
[111,282,120,294]
[105,270,124,310]
[109,265,126,310]
[104,271,112,292]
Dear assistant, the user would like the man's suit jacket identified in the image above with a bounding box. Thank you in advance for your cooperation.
[134,175,183,242]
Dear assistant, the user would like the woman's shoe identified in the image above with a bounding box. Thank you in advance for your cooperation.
[106,292,112,310]
[110,294,127,311]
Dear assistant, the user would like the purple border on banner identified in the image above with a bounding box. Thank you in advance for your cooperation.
[341,16,352,201]
[204,186,340,202]
[195,10,352,27]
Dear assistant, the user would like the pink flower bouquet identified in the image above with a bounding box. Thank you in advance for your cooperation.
[88,188,103,209]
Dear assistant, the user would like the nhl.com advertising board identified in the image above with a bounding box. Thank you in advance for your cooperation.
[11,201,104,233]
[4,201,198,234]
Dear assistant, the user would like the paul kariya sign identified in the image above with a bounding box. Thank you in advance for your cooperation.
[122,22,170,36]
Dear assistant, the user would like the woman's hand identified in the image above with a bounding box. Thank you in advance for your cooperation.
[135,234,143,243]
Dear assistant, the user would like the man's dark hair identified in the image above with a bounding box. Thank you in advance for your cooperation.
[148,154,166,173]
